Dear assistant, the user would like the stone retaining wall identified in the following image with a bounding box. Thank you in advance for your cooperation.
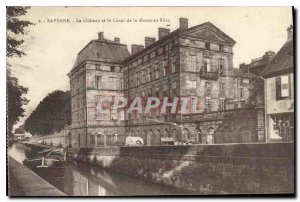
[67,143,294,195]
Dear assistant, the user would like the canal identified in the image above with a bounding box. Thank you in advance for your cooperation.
[8,143,192,196]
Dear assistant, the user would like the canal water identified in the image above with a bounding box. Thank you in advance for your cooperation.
[8,143,191,196]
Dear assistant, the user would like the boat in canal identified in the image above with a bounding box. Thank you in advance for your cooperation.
[23,148,65,177]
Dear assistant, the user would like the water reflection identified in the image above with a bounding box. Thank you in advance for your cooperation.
[63,162,189,196]
[8,142,33,163]
[8,143,191,196]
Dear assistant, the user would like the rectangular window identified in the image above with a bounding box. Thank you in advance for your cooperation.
[124,80,128,89]
[81,77,85,89]
[220,83,225,91]
[171,56,176,73]
[155,66,160,79]
[163,66,167,77]
[148,68,151,81]
[136,73,140,86]
[203,61,207,72]
[270,114,294,142]
[276,75,290,100]
[109,77,117,90]
[190,55,197,72]
[219,98,225,110]
[205,97,211,111]
[141,70,145,83]
[219,58,225,73]
[151,67,156,80]
[172,81,177,89]
[190,81,197,88]
[203,59,211,72]
[116,78,120,90]
[95,76,102,89]
[219,45,224,52]
[90,134,95,145]
[205,42,210,50]
[72,83,75,95]
[163,84,168,91]
[205,82,211,90]
[240,87,244,98]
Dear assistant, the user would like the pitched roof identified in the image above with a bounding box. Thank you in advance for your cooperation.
[262,39,294,78]
[73,39,130,68]
[231,68,259,79]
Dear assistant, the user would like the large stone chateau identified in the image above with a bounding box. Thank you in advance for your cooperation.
[67,18,264,148]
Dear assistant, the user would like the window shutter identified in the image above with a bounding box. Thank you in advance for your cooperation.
[281,75,289,98]
[288,74,292,99]
[276,77,281,100]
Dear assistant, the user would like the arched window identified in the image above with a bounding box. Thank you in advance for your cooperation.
[163,129,169,137]
[135,130,140,137]
[67,132,72,148]
[155,129,161,145]
[242,131,252,143]
[96,132,104,146]
[197,130,202,144]
[206,127,215,144]
[147,130,152,145]
[183,128,190,140]
[114,133,119,144]
[77,134,81,148]
[89,133,95,146]
[173,129,178,140]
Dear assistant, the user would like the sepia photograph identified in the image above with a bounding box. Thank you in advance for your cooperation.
[6,6,294,196]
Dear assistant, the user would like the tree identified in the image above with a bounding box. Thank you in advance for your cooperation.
[24,91,71,136]
[7,70,29,137]
[6,6,33,57]
[14,124,25,134]
[247,77,265,108]
[7,7,33,137]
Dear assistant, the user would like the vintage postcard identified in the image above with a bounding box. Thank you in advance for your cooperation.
[7,7,294,196]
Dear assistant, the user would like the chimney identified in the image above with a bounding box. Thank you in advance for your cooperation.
[158,28,170,39]
[131,44,144,55]
[98,32,104,40]
[179,18,188,30]
[263,51,275,63]
[145,37,156,48]
[287,25,293,41]
[114,37,120,43]
[239,63,249,73]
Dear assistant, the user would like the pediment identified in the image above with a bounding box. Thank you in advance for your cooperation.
[192,28,226,42]
[182,22,236,45]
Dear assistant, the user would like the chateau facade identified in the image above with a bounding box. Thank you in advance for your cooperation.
[68,18,264,148]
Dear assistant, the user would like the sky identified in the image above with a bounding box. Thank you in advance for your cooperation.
[8,7,293,128]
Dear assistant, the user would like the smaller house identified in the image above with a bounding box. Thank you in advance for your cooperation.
[239,51,275,77]
[262,25,294,142]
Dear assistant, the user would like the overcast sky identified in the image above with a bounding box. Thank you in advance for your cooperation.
[8,7,293,128]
